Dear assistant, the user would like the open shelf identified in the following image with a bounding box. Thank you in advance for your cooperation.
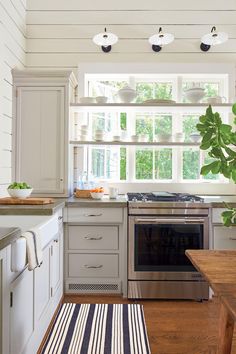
[70,140,200,147]
[71,103,232,107]
[70,102,232,113]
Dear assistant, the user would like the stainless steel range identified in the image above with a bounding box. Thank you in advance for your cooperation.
[127,192,210,300]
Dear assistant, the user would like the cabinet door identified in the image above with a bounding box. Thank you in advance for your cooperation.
[51,229,62,297]
[10,270,34,354]
[16,86,65,194]
[214,226,236,250]
[0,248,9,354]
[34,245,51,323]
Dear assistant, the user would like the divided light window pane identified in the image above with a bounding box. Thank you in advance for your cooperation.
[85,75,228,184]
[182,148,200,180]
[135,82,173,102]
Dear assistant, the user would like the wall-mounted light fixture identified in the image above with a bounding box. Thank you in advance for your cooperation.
[149,27,174,52]
[93,27,118,53]
[200,26,228,52]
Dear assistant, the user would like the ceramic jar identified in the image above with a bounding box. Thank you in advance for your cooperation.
[117,86,137,103]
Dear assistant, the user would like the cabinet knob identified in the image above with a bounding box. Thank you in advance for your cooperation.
[53,239,59,243]
[58,216,63,220]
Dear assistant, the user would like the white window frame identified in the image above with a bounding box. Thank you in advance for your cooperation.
[77,63,236,195]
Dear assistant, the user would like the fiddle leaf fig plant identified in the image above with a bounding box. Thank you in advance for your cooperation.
[196,104,236,226]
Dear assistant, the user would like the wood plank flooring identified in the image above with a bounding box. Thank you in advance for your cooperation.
[64,294,236,354]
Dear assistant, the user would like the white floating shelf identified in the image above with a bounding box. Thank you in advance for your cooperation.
[70,140,201,147]
[70,103,232,113]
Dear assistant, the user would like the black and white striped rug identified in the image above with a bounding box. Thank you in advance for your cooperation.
[42,303,151,354]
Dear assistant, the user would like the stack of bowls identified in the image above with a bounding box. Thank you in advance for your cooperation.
[80,125,89,141]
[94,129,105,141]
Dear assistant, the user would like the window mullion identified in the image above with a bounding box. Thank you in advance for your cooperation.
[172,112,181,182]
[127,110,135,181]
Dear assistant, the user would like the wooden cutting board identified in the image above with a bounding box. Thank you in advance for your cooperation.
[0,197,54,205]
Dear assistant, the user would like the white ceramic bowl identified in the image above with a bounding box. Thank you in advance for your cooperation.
[189,133,201,143]
[96,96,108,104]
[139,134,149,142]
[155,134,172,142]
[80,97,96,104]
[131,135,139,142]
[185,88,205,103]
[174,133,185,142]
[90,192,104,200]
[8,188,33,199]
[117,86,137,103]
[113,135,121,141]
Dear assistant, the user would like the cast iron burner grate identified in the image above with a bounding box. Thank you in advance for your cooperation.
[127,192,204,202]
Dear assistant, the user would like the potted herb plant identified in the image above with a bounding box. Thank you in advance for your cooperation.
[197,103,236,226]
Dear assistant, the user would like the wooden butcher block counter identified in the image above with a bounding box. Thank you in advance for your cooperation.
[186,250,236,354]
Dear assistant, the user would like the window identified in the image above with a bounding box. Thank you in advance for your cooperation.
[77,73,229,186]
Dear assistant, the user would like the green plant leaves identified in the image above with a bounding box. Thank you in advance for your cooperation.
[196,104,236,227]
[232,103,236,115]
[222,209,236,227]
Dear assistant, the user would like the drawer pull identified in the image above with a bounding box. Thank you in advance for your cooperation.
[83,213,103,217]
[84,236,103,241]
[84,264,103,269]
[229,237,236,240]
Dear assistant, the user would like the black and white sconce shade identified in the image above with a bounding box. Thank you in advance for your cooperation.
[149,27,174,52]
[93,28,118,53]
[200,26,228,52]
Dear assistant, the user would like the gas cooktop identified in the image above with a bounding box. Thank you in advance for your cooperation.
[127,192,204,203]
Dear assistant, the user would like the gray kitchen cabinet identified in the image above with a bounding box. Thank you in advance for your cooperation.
[64,206,127,296]
[10,268,34,354]
[34,245,51,323]
[13,70,77,196]
[51,218,63,297]
[9,211,64,354]
[0,247,10,354]
[212,208,236,250]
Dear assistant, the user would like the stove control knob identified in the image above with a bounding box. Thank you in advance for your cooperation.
[142,197,148,202]
[132,197,137,202]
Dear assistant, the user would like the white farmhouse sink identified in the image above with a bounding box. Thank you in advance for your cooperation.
[0,213,59,272]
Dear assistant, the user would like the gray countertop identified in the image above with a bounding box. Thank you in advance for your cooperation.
[0,227,21,250]
[0,195,236,216]
[66,195,128,208]
[0,199,65,215]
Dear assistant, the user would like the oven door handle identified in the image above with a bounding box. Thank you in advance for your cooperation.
[135,218,205,224]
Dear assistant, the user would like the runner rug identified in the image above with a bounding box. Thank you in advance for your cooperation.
[41,303,151,354]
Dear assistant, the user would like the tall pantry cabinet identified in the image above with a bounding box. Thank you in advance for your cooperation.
[12,70,78,196]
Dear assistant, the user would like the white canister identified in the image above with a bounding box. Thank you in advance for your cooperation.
[109,187,119,199]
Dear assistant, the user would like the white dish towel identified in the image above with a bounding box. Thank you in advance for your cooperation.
[22,228,43,271]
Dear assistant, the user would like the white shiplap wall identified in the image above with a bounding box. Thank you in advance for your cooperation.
[26,0,236,68]
[0,0,26,195]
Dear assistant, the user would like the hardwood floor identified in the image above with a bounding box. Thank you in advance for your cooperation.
[64,294,236,354]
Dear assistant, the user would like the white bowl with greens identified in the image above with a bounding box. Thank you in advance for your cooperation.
[7,182,33,198]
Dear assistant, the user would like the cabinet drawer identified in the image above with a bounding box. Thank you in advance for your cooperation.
[214,226,236,249]
[68,225,118,250]
[67,208,123,223]
[212,208,226,223]
[68,254,118,278]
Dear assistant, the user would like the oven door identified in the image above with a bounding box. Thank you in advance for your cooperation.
[128,216,209,281]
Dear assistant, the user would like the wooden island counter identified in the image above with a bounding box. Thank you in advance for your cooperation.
[186,250,236,354]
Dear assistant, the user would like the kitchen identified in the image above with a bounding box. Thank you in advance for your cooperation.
[1,0,236,353]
